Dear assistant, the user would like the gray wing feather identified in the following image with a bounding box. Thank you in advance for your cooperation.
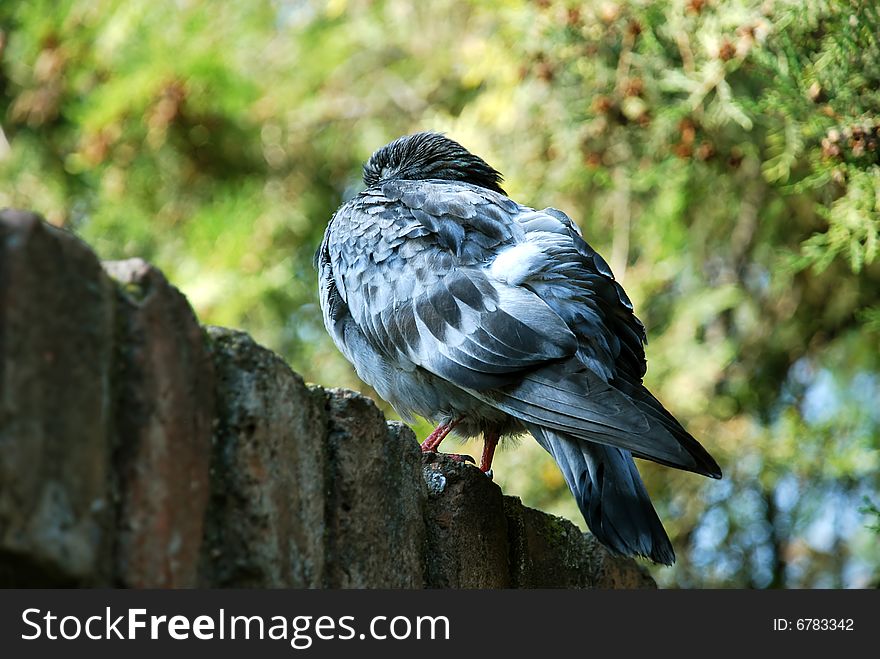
[484,369,720,476]
[332,181,580,391]
[512,207,648,380]
[382,270,579,390]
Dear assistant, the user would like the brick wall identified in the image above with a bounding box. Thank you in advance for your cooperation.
[0,209,655,589]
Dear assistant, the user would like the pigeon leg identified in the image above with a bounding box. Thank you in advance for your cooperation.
[420,418,462,452]
[479,429,500,474]
[420,418,475,465]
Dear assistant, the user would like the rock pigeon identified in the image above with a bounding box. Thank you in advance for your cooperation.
[317,132,721,564]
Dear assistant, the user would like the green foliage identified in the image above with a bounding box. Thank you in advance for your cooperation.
[862,497,880,534]
[2,0,878,588]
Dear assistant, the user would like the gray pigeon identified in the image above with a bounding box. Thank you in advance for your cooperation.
[317,132,721,564]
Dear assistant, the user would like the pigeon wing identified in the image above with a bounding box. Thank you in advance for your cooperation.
[332,181,719,477]
[472,207,721,477]
[332,180,579,390]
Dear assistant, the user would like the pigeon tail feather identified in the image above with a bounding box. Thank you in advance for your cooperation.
[527,423,676,565]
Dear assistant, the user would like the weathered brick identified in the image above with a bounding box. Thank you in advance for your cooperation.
[423,454,510,588]
[199,328,327,587]
[505,496,656,588]
[104,258,214,587]
[323,390,427,588]
[0,210,114,585]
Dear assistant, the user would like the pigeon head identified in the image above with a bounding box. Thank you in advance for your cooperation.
[362,132,506,195]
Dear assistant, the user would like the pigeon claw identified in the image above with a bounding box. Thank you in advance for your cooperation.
[446,453,476,465]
